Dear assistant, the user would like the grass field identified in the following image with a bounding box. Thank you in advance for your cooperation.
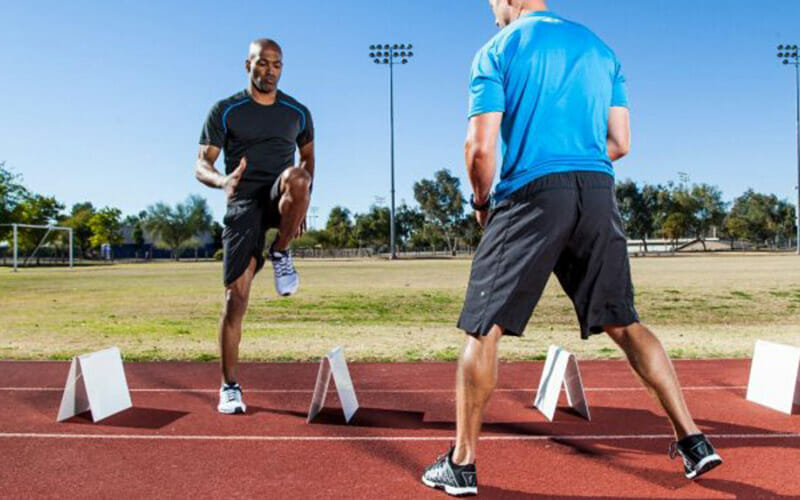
[1,254,799,362]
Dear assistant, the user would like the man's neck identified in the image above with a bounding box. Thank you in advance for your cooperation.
[248,85,278,105]
[519,1,548,17]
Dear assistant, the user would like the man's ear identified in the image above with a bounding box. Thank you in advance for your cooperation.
[244,58,252,73]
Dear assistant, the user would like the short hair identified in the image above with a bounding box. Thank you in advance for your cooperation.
[249,38,282,59]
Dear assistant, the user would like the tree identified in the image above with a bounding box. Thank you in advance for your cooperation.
[354,205,390,251]
[662,212,690,246]
[63,202,95,258]
[688,184,726,249]
[290,229,329,250]
[724,190,791,248]
[457,214,483,249]
[413,169,466,255]
[775,199,797,247]
[0,161,30,241]
[88,207,123,254]
[665,186,698,244]
[395,203,425,250]
[615,179,654,252]
[325,206,355,248]
[144,195,213,260]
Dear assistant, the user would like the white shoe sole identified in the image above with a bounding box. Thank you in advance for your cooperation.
[217,403,247,415]
[276,276,299,296]
[421,476,477,496]
[685,453,723,479]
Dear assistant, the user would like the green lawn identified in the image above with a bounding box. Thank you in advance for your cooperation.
[1,254,798,361]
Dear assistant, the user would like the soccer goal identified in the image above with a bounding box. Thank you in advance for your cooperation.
[0,223,73,271]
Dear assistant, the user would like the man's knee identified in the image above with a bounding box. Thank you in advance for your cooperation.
[460,330,502,389]
[281,167,311,195]
[223,287,249,320]
[604,322,645,344]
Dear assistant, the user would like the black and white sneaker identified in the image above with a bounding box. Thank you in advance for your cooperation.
[669,434,723,479]
[217,382,247,414]
[421,447,478,497]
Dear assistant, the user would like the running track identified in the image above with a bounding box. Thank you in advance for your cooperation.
[1,359,798,498]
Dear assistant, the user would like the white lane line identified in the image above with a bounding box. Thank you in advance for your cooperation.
[0,432,796,442]
[0,386,747,394]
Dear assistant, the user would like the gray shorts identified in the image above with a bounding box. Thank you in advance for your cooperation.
[457,171,639,339]
[222,176,282,286]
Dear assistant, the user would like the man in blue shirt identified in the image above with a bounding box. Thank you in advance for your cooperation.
[421,2,722,495]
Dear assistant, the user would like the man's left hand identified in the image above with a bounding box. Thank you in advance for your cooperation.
[475,209,489,228]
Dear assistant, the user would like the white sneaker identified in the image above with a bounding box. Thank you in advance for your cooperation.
[270,248,299,296]
[217,383,246,414]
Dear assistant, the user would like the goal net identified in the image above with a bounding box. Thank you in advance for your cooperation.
[0,223,73,270]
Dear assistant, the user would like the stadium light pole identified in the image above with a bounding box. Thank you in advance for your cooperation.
[369,42,414,259]
[777,43,800,254]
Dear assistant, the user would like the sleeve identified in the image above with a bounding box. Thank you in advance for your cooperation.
[199,102,225,147]
[468,44,506,118]
[611,59,630,108]
[297,106,314,147]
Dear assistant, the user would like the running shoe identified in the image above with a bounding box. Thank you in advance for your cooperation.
[217,382,247,414]
[669,433,723,479]
[421,447,478,497]
[270,247,299,296]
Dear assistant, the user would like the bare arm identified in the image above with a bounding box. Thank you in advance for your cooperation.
[298,141,315,180]
[607,106,631,161]
[195,145,246,201]
[465,112,503,227]
[195,145,225,188]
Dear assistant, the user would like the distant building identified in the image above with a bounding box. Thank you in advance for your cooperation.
[114,224,217,259]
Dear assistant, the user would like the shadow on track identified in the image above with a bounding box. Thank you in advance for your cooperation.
[64,407,188,429]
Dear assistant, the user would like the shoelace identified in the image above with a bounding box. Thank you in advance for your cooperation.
[223,386,241,403]
[430,461,446,481]
[272,251,295,278]
[427,453,450,482]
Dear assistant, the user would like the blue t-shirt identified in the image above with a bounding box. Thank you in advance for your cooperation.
[469,11,629,201]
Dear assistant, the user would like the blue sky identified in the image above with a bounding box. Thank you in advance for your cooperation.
[1,0,798,226]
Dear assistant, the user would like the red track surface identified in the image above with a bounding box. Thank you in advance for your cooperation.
[1,359,798,498]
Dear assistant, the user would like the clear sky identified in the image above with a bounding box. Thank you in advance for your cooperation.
[1,0,799,226]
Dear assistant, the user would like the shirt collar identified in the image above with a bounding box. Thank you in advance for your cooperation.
[522,10,561,19]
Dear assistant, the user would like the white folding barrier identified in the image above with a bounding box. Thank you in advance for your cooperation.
[307,346,360,424]
[746,340,800,415]
[533,345,591,422]
[57,347,132,423]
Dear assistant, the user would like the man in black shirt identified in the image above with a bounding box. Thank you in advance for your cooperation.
[195,38,315,414]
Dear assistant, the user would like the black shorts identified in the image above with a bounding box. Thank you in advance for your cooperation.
[457,171,639,339]
[222,176,282,286]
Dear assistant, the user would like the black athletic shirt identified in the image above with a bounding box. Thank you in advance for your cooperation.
[200,89,314,200]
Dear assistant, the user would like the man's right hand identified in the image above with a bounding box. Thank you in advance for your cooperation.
[223,157,247,201]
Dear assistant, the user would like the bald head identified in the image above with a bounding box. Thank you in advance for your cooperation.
[488,0,548,27]
[245,38,283,96]
[249,38,282,60]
